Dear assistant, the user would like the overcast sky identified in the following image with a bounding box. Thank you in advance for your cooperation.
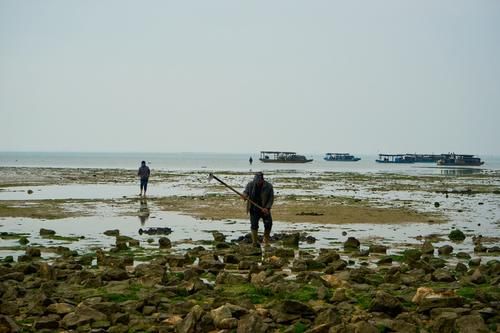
[1,0,499,154]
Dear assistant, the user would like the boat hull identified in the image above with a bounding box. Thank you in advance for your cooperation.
[260,159,313,163]
[376,160,415,164]
[324,158,361,162]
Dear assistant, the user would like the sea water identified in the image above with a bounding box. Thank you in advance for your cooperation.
[1,151,499,175]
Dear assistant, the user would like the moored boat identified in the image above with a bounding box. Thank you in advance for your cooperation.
[406,154,444,163]
[437,154,484,166]
[376,154,416,163]
[260,151,313,163]
[324,153,361,162]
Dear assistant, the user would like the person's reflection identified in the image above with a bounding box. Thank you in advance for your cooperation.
[138,198,150,225]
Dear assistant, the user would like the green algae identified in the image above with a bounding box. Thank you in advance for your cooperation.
[218,283,318,304]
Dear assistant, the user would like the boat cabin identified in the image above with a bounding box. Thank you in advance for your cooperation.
[324,153,361,162]
[376,154,416,164]
[437,154,484,166]
[260,151,313,163]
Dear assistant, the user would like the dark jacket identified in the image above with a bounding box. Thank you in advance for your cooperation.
[243,180,274,213]
[138,166,150,179]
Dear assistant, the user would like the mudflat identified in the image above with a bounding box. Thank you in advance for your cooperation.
[0,166,461,224]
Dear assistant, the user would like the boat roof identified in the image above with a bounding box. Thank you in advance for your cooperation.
[378,154,407,157]
[325,153,351,155]
[260,151,297,154]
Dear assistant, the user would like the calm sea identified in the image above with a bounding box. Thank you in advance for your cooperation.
[0,152,499,175]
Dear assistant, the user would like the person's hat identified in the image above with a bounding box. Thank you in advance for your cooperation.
[254,172,264,182]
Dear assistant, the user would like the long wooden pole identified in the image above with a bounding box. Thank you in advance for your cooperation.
[209,173,265,211]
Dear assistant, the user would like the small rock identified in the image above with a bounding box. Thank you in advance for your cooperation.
[25,247,41,258]
[0,315,20,332]
[369,290,403,316]
[438,245,454,255]
[104,230,120,236]
[432,268,455,282]
[470,268,486,284]
[159,237,172,249]
[40,228,56,236]
[455,262,468,273]
[454,314,489,333]
[18,237,29,245]
[434,202,440,208]
[421,241,434,255]
[369,244,387,254]
[343,237,360,250]
[139,227,172,235]
[47,303,75,315]
[33,315,60,330]
[448,229,466,241]
[469,258,481,266]
[212,231,226,242]
[237,312,268,333]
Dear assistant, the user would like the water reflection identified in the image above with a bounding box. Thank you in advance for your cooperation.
[439,168,483,176]
[138,198,150,225]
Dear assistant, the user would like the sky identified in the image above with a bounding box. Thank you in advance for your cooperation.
[1,0,499,155]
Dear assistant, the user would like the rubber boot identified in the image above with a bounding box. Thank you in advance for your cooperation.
[263,230,271,246]
[251,229,260,247]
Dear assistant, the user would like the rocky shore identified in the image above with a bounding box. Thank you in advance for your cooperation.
[1,229,498,333]
[1,167,499,332]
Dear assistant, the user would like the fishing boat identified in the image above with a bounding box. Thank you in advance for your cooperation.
[375,154,416,164]
[437,154,484,166]
[406,154,444,163]
[323,153,361,162]
[259,151,313,163]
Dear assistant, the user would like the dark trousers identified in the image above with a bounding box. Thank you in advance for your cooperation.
[250,210,272,231]
[140,178,149,192]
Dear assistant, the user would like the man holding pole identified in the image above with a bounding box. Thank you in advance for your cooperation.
[242,172,274,247]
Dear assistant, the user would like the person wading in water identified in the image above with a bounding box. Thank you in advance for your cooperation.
[242,172,274,247]
[137,161,151,197]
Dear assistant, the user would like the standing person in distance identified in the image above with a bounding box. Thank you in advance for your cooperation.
[242,172,274,247]
[137,161,151,197]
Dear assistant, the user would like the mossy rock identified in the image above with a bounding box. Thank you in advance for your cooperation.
[403,249,422,263]
[449,229,466,241]
[19,236,30,245]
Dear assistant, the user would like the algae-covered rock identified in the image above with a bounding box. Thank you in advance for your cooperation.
[0,315,19,333]
[403,249,422,263]
[448,229,466,241]
[237,312,268,333]
[176,304,205,333]
[158,237,172,249]
[438,245,454,255]
[369,244,387,254]
[212,231,226,242]
[369,291,403,316]
[421,240,434,255]
[61,304,107,329]
[40,228,56,236]
[25,247,41,258]
[343,237,360,251]
[18,236,29,245]
[454,314,489,333]
[104,229,120,236]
